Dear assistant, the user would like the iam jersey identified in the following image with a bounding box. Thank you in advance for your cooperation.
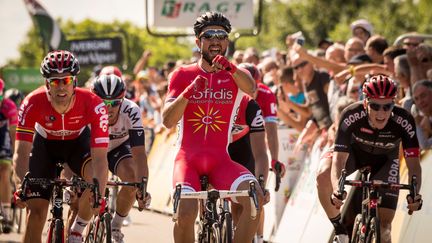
[16,86,109,148]
[108,98,145,152]
[255,83,277,123]
[334,101,420,158]
[167,64,245,149]
[0,98,18,158]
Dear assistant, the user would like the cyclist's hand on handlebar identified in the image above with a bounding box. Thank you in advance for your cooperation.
[13,189,27,209]
[331,191,347,209]
[136,191,152,211]
[212,55,237,74]
[271,159,286,177]
[182,75,208,100]
[407,194,423,212]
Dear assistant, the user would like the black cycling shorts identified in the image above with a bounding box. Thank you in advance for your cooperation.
[27,127,91,201]
[107,140,132,174]
[344,147,400,210]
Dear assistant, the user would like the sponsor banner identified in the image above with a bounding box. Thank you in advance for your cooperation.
[69,37,123,66]
[2,68,44,92]
[264,127,305,241]
[147,131,178,213]
[392,150,432,243]
[148,0,254,30]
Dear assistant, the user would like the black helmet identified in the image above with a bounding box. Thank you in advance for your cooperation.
[4,88,25,106]
[40,50,80,78]
[193,11,232,36]
[92,74,126,99]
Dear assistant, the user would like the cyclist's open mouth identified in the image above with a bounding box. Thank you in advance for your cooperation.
[209,46,221,55]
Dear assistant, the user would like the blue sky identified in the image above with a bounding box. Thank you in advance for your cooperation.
[0,0,146,66]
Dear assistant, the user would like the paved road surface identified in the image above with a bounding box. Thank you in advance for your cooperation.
[0,207,174,243]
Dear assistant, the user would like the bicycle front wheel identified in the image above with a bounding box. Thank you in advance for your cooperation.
[366,217,380,243]
[51,219,64,243]
[95,213,112,243]
[351,214,363,243]
[220,212,232,243]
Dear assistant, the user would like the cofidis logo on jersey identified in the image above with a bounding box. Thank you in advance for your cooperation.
[190,88,233,104]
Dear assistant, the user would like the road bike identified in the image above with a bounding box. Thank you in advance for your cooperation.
[19,164,100,243]
[337,167,418,243]
[172,176,259,243]
[84,176,147,243]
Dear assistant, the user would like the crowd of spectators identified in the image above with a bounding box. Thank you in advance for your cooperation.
[85,19,432,156]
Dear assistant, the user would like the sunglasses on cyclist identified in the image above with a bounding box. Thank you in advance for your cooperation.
[199,29,229,40]
[293,61,308,70]
[47,76,75,87]
[103,99,122,107]
[368,102,395,112]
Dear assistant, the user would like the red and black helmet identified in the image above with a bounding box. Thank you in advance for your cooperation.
[362,74,397,99]
[40,50,80,78]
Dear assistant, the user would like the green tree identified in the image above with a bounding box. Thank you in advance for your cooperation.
[4,19,192,83]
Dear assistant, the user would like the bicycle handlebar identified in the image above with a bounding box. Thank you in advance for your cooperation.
[270,163,282,191]
[172,180,259,221]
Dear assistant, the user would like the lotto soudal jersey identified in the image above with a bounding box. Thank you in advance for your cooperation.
[334,101,419,157]
[108,98,145,151]
[166,63,245,149]
[16,86,109,148]
[255,83,277,123]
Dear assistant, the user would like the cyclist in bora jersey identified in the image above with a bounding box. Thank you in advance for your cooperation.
[13,50,109,243]
[162,12,263,243]
[0,78,18,233]
[326,75,422,243]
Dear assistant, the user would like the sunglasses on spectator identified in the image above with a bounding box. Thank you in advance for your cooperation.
[368,102,395,112]
[199,29,229,40]
[103,99,122,107]
[293,61,308,70]
[47,76,75,87]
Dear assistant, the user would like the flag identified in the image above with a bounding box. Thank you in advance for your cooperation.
[23,0,69,51]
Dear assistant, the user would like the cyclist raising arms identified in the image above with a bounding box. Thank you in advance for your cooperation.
[91,73,151,243]
[326,75,422,243]
[13,50,109,243]
[162,12,262,243]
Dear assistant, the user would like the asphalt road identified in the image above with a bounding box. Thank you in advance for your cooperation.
[0,207,174,243]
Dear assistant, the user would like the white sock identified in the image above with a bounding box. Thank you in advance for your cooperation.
[70,216,89,234]
[2,203,11,220]
[111,212,127,230]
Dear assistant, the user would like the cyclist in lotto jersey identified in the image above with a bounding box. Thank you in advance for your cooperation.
[13,50,109,243]
[327,75,422,243]
[91,73,151,242]
[0,79,18,233]
[162,12,262,243]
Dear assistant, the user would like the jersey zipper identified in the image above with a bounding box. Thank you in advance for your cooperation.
[62,114,65,140]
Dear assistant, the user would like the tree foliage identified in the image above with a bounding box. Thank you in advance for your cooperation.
[236,0,432,52]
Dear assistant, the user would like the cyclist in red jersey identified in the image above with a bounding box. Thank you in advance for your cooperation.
[12,50,109,243]
[0,78,18,233]
[162,12,262,243]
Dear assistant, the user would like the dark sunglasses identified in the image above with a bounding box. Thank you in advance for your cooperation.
[199,29,229,40]
[368,102,395,112]
[103,99,122,107]
[47,76,75,87]
[293,61,308,70]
